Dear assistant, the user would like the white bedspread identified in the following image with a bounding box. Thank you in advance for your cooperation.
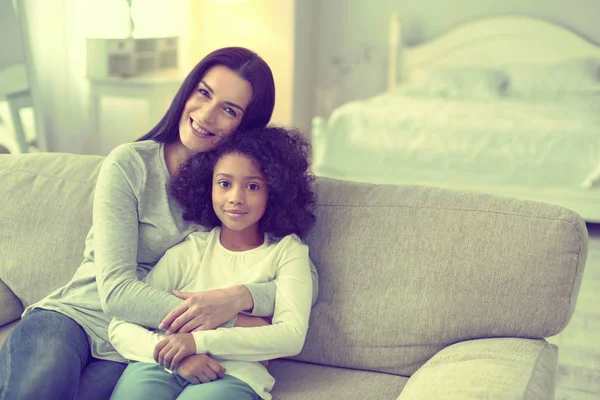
[312,93,600,190]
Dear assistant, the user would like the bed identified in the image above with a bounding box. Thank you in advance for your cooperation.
[311,15,600,222]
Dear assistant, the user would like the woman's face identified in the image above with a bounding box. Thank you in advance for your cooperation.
[179,65,253,153]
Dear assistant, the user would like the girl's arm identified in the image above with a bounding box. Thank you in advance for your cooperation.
[108,238,198,363]
[244,257,319,316]
[189,240,313,362]
[108,318,165,364]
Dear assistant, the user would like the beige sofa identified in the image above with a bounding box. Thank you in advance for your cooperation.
[0,152,588,399]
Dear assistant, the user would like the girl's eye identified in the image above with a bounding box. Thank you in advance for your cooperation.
[218,181,230,188]
[247,183,260,191]
[223,107,237,117]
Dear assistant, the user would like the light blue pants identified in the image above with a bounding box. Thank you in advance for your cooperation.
[0,309,126,400]
[110,361,259,400]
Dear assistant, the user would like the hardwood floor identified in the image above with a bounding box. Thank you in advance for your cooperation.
[547,223,600,399]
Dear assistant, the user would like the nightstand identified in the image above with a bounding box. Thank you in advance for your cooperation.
[89,73,183,155]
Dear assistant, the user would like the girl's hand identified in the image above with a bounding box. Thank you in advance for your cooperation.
[154,333,196,371]
[234,314,272,328]
[175,353,226,384]
[160,286,253,334]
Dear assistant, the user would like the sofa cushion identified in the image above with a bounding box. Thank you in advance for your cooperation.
[0,278,23,326]
[0,153,104,308]
[397,338,558,400]
[0,320,19,348]
[0,154,587,379]
[267,359,407,399]
[293,178,587,376]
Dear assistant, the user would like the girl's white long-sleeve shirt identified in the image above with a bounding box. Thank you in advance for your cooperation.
[108,227,313,399]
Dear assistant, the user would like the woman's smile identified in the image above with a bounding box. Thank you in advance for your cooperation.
[189,118,215,138]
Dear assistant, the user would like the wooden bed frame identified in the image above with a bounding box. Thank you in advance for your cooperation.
[390,15,600,222]
[387,14,600,88]
[314,15,600,222]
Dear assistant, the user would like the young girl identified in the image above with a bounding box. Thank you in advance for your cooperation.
[108,126,315,400]
[0,47,317,400]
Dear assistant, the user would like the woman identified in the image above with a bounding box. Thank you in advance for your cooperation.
[0,47,318,400]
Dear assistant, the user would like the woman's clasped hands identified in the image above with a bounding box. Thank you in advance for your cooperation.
[159,286,251,334]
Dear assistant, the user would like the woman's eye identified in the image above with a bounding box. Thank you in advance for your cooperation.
[218,181,230,188]
[198,88,210,98]
[224,107,237,117]
[247,183,260,191]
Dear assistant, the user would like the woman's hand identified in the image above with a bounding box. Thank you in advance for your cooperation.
[154,333,196,371]
[175,353,226,384]
[159,286,253,334]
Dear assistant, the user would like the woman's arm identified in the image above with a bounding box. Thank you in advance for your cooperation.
[93,148,183,327]
[108,238,199,361]
[160,256,318,333]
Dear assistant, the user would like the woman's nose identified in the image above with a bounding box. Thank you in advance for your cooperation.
[198,103,218,125]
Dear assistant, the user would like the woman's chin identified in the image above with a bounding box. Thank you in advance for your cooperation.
[181,131,219,153]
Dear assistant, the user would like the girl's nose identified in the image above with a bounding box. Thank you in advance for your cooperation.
[228,186,245,204]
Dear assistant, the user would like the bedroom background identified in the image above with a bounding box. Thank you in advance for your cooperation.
[1,0,598,154]
[312,0,600,117]
[1,0,599,398]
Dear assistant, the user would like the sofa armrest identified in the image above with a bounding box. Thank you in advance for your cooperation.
[397,338,557,400]
[0,278,23,326]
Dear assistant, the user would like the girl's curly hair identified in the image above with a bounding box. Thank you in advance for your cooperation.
[170,126,316,241]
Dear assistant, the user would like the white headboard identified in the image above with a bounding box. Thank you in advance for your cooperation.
[387,15,600,88]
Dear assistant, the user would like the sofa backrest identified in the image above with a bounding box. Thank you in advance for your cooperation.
[0,153,104,313]
[293,177,587,376]
[0,153,588,376]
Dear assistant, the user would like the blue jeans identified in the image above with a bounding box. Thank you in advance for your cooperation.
[0,309,126,400]
[111,362,259,400]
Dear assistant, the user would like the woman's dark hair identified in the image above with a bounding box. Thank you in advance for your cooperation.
[137,47,275,142]
[171,126,316,241]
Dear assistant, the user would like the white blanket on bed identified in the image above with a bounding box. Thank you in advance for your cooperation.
[312,93,600,189]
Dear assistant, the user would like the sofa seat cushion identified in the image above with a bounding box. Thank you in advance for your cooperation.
[0,279,22,326]
[267,359,407,400]
[0,320,19,348]
[398,337,557,400]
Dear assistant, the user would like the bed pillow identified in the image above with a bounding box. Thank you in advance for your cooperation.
[502,57,600,97]
[396,67,509,99]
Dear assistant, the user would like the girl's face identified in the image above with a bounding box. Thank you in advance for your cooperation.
[212,152,269,239]
[179,65,253,153]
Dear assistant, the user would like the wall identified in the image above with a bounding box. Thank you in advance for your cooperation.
[20,0,90,153]
[20,0,186,154]
[312,0,600,118]
[0,0,26,69]
[188,0,296,127]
